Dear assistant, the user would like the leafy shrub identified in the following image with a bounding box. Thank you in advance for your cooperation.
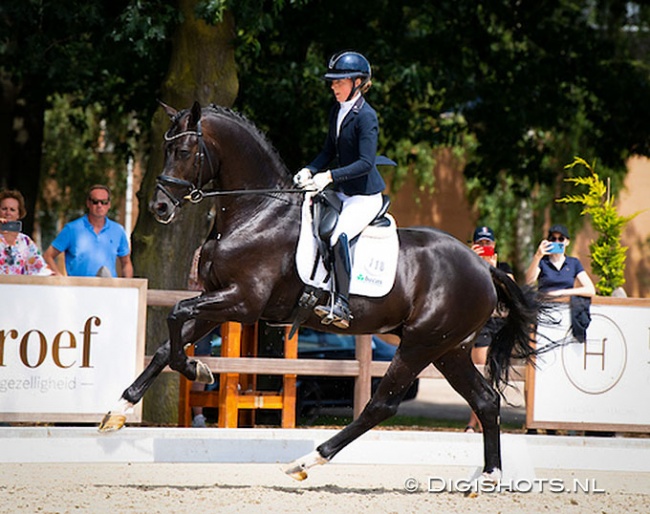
[557,157,640,296]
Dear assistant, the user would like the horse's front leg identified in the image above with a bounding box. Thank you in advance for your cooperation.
[167,285,252,382]
[98,340,172,432]
[99,314,220,432]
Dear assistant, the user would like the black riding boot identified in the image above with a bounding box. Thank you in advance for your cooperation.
[314,234,352,329]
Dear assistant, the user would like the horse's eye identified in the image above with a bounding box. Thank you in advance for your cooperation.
[177,149,192,160]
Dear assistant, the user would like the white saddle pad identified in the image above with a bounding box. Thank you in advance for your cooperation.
[296,192,399,298]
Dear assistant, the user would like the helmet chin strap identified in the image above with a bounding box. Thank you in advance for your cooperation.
[345,77,365,101]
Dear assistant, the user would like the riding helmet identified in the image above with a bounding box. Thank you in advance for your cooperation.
[324,51,372,83]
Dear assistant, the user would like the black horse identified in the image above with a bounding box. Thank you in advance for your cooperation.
[99,101,538,482]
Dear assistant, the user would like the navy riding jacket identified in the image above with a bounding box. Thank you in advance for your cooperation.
[307,96,386,196]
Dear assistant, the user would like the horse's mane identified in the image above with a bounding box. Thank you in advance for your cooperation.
[206,104,291,177]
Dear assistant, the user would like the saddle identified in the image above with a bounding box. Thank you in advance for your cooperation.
[312,190,392,273]
[290,190,399,337]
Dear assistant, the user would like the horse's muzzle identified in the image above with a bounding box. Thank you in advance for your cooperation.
[149,196,177,225]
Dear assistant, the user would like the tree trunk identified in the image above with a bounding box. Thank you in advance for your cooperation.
[132,1,238,424]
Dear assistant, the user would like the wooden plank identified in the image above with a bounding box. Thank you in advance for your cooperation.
[353,335,372,419]
[149,356,526,381]
[282,326,298,428]
[177,344,194,427]
[189,390,221,408]
[236,395,285,410]
[146,289,199,306]
[218,322,242,428]
[198,357,361,376]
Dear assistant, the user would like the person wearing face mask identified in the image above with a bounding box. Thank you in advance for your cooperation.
[292,51,386,330]
[525,224,595,298]
[0,189,53,275]
[526,223,595,352]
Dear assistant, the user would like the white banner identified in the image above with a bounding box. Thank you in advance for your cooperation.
[528,298,650,431]
[0,276,146,423]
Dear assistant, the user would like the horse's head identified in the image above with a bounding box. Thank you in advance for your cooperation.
[150,101,213,224]
[151,100,294,225]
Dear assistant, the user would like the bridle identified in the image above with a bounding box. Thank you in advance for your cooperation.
[156,120,214,207]
[156,118,306,207]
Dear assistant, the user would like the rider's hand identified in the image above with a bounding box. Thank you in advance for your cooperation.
[310,171,333,192]
[293,168,312,188]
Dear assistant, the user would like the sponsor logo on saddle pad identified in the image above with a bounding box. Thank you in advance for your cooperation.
[296,194,399,297]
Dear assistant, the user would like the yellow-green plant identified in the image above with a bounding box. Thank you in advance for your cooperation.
[558,157,639,296]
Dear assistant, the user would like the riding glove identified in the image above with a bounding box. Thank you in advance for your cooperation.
[310,171,333,192]
[293,168,312,188]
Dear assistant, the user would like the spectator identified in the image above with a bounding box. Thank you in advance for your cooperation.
[0,189,53,276]
[43,185,133,278]
[465,226,514,433]
[524,224,595,298]
[525,223,595,436]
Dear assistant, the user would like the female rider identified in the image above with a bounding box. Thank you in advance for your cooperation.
[293,51,386,329]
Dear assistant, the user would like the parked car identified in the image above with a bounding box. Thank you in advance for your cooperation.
[295,328,419,423]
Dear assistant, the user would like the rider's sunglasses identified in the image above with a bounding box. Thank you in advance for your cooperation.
[548,236,566,242]
[89,198,110,205]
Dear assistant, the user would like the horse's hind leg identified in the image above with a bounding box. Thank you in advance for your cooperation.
[433,345,502,479]
[285,344,430,480]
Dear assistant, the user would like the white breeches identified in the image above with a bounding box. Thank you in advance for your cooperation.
[330,192,383,246]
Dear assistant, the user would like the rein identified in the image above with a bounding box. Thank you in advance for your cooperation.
[183,187,308,204]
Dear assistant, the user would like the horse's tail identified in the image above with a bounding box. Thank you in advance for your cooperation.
[486,265,539,392]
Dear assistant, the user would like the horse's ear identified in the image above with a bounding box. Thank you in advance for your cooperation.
[158,99,177,120]
[189,101,202,128]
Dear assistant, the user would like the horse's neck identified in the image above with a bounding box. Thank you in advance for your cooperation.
[212,192,300,239]
[206,113,299,238]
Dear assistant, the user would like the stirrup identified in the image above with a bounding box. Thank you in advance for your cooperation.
[314,297,351,329]
[313,303,335,325]
[313,292,336,322]
[332,314,350,330]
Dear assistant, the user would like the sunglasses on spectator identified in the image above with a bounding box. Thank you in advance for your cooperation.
[89,198,110,205]
[548,236,566,242]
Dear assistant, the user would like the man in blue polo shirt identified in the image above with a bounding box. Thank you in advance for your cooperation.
[43,185,133,278]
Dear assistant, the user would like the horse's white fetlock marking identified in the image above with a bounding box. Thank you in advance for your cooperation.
[480,468,502,484]
[284,450,328,481]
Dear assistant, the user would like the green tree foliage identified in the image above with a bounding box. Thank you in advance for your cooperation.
[208,1,650,190]
[197,0,649,275]
[3,0,650,267]
[0,0,178,232]
[558,157,640,295]
[39,94,138,246]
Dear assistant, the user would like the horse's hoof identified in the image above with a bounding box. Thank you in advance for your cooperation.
[195,360,215,384]
[98,412,126,433]
[285,466,309,481]
[284,450,328,481]
[480,468,502,484]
